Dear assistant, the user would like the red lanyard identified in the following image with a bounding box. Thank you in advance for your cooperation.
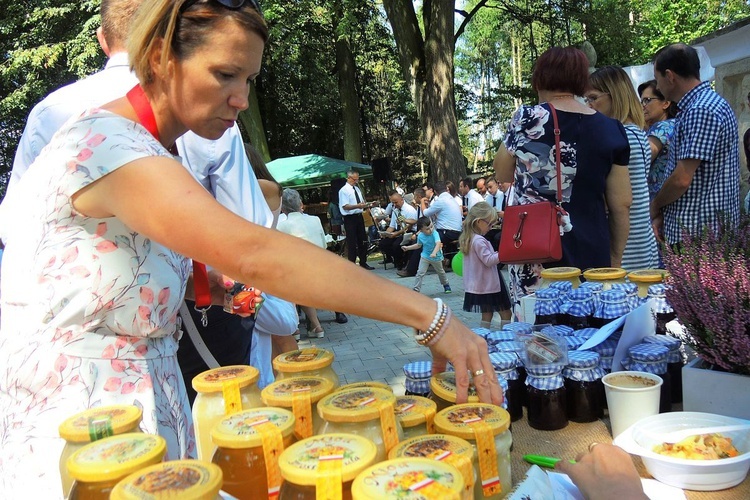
[126,85,213,321]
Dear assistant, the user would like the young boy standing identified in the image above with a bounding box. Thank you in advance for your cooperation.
[401,216,451,294]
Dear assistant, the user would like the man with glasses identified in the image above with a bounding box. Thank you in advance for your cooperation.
[339,169,375,269]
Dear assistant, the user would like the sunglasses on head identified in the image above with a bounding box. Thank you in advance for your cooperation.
[180,0,262,14]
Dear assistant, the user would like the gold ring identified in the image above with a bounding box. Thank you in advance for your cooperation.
[588,442,599,452]
[473,369,485,377]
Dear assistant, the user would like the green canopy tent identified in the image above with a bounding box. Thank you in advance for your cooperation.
[266,154,372,190]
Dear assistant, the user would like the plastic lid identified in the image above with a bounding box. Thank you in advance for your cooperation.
[192,365,259,393]
[351,457,464,499]
[337,381,393,393]
[261,376,335,407]
[317,387,396,423]
[110,460,223,499]
[66,433,166,483]
[394,396,437,428]
[627,269,668,283]
[429,372,479,404]
[388,434,474,461]
[433,403,510,440]
[583,267,627,280]
[210,407,295,449]
[541,267,581,279]
[278,433,378,485]
[273,348,334,373]
[59,405,143,443]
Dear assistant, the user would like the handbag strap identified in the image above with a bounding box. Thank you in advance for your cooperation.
[547,103,563,205]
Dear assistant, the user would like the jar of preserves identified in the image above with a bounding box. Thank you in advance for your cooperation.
[533,288,562,326]
[591,289,629,328]
[625,343,672,413]
[273,348,340,388]
[403,361,432,397]
[562,351,605,423]
[582,267,627,290]
[336,380,393,393]
[388,434,475,500]
[210,407,295,500]
[559,288,594,330]
[433,403,511,499]
[192,365,263,461]
[486,330,515,348]
[589,338,618,409]
[525,363,568,431]
[501,321,533,337]
[261,376,335,439]
[317,386,403,461]
[111,460,223,500]
[429,371,479,413]
[643,334,683,403]
[352,457,465,500]
[563,335,586,351]
[541,266,581,290]
[66,433,166,500]
[488,352,523,422]
[278,433,377,500]
[647,284,676,335]
[58,405,143,498]
[395,395,437,440]
[547,280,573,297]
[627,269,668,298]
[611,282,641,312]
[579,281,603,308]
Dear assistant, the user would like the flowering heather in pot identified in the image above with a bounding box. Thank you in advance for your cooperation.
[663,215,750,376]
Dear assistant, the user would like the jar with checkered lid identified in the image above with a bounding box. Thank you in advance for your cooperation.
[403,361,432,397]
[587,338,619,409]
[644,334,683,403]
[489,352,523,421]
[611,282,641,312]
[533,287,563,325]
[579,281,603,310]
[627,269,668,298]
[486,330,515,349]
[547,280,573,297]
[525,363,568,431]
[501,321,533,336]
[625,343,671,413]
[591,289,629,328]
[647,284,676,335]
[540,324,575,337]
[560,288,595,329]
[563,351,605,423]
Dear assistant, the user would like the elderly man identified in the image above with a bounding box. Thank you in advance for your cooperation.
[649,43,740,247]
[459,176,484,217]
[339,169,375,269]
[423,180,463,246]
[378,190,418,269]
[475,176,487,197]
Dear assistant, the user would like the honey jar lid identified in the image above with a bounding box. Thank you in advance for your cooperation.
[278,433,378,485]
[626,269,669,283]
[394,396,437,428]
[541,267,581,279]
[429,372,479,404]
[192,365,259,393]
[317,387,396,423]
[273,348,334,373]
[261,376,335,407]
[59,405,143,443]
[66,433,166,483]
[433,403,510,440]
[337,380,393,392]
[582,267,627,280]
[351,457,464,499]
[388,434,475,461]
[210,407,295,449]
[110,460,223,499]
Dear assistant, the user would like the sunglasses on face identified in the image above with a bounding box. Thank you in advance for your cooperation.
[180,0,262,14]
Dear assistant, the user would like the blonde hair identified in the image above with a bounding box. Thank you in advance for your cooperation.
[459,202,497,254]
[101,0,144,51]
[589,66,645,129]
[128,0,268,85]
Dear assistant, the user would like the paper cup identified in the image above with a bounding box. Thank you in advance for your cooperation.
[602,371,663,438]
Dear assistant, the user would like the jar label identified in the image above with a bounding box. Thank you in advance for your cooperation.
[378,403,399,454]
[440,452,474,495]
[473,422,501,497]
[316,453,343,500]
[87,415,114,441]
[256,421,283,499]
[222,379,242,415]
[292,388,313,439]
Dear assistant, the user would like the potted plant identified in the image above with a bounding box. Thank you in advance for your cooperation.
[662,215,750,419]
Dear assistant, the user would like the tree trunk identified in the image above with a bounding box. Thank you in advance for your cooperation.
[336,35,363,163]
[238,83,271,163]
[382,0,425,119]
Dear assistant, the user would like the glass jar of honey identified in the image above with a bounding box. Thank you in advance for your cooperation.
[429,372,479,413]
[192,365,263,461]
[317,386,403,461]
[433,403,512,499]
[211,407,295,499]
[66,433,166,500]
[58,405,143,498]
[582,267,627,290]
[273,348,339,388]
[541,266,582,289]
[352,457,465,500]
[261,376,335,439]
[388,434,475,500]
[394,395,437,440]
[336,380,393,393]
[278,433,377,500]
[627,269,668,298]
[111,460,223,500]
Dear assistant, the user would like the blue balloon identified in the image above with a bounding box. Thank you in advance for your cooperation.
[452,252,464,277]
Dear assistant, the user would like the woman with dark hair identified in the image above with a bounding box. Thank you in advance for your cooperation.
[493,46,631,317]
[637,79,678,199]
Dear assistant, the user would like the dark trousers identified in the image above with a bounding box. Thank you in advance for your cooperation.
[379,236,406,267]
[437,228,461,246]
[484,227,502,251]
[343,213,367,264]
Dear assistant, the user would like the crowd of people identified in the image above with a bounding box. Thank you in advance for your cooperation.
[0,0,744,497]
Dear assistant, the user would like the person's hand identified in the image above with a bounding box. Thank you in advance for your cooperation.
[651,213,664,244]
[430,318,504,406]
[207,270,236,306]
[556,443,647,500]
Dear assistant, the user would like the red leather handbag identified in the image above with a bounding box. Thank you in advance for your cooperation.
[498,104,565,265]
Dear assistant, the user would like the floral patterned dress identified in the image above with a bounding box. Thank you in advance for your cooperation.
[0,109,195,498]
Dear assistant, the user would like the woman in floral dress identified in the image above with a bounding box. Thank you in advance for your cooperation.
[0,2,501,497]
[637,79,677,200]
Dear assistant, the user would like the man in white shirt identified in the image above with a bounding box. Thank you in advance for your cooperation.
[378,191,417,270]
[423,180,463,245]
[475,177,487,197]
[458,176,484,217]
[338,169,375,269]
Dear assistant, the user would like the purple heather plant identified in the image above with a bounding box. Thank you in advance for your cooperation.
[663,215,750,376]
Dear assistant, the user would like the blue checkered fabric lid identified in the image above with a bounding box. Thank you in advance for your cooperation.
[495,341,524,357]
[498,376,509,409]
[626,343,668,374]
[502,322,534,336]
[549,280,573,295]
[647,284,674,314]
[561,288,595,317]
[643,335,682,363]
[405,378,431,394]
[587,338,618,372]
[489,352,520,380]
[403,361,432,379]
[534,287,563,316]
[573,328,598,339]
[579,281,603,309]
[541,324,575,337]
[563,351,605,381]
[471,327,493,339]
[525,363,565,390]
[594,289,629,319]
[487,330,516,345]
[564,336,586,350]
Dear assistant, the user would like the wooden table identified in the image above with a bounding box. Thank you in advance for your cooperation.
[509,412,749,499]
